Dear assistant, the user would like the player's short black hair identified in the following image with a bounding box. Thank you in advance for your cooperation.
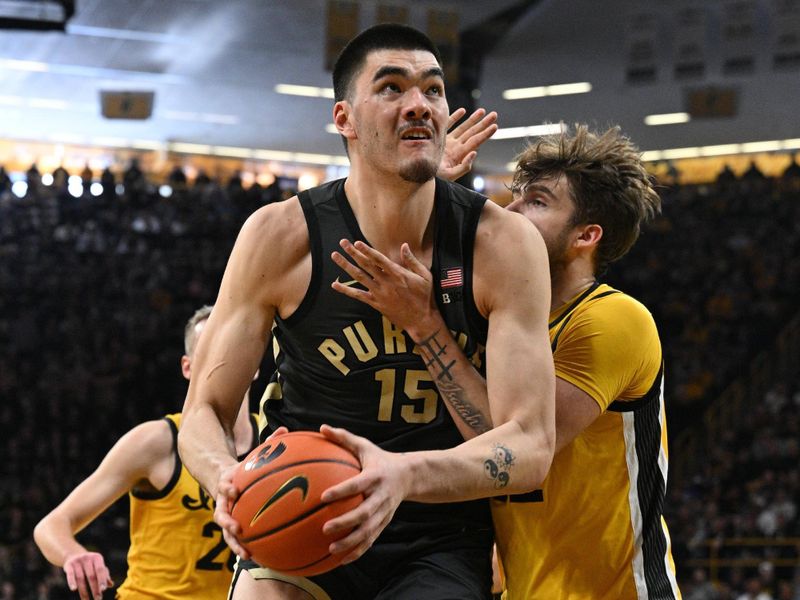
[332,23,442,102]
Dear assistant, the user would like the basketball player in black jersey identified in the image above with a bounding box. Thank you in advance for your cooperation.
[178,24,555,600]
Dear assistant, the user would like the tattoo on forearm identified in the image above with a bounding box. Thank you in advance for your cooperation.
[484,443,514,489]
[437,379,490,434]
[418,330,455,379]
[417,329,490,433]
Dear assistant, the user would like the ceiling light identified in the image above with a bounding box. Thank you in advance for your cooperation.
[641,137,800,162]
[91,136,129,147]
[169,142,212,154]
[644,112,691,126]
[0,58,49,72]
[701,144,742,157]
[661,147,702,160]
[275,84,335,99]
[740,141,782,153]
[132,139,165,151]
[546,82,593,96]
[492,123,564,140]
[0,95,23,105]
[29,98,69,110]
[253,149,295,162]
[640,150,662,162]
[67,24,186,45]
[212,146,253,159]
[325,124,339,134]
[502,82,591,100]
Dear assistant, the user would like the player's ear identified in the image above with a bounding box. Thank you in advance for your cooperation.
[575,224,602,250]
[180,355,191,380]
[333,101,356,140]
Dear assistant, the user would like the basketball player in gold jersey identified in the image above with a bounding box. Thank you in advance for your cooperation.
[34,306,259,600]
[336,125,681,598]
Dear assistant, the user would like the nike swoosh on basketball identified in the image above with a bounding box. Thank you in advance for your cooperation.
[250,475,309,526]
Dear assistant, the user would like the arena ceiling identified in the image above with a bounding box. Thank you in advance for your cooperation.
[0,0,798,174]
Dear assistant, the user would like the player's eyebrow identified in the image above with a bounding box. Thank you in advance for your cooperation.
[372,65,445,83]
[525,184,558,201]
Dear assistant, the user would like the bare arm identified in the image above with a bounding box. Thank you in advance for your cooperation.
[178,200,303,557]
[332,242,602,450]
[33,420,173,599]
[322,206,555,561]
[554,378,602,453]
[331,239,492,439]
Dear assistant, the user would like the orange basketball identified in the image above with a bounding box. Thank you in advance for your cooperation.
[230,430,363,576]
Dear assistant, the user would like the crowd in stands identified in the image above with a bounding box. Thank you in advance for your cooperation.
[0,158,798,598]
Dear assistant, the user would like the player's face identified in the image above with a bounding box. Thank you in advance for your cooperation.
[346,48,448,183]
[506,175,578,270]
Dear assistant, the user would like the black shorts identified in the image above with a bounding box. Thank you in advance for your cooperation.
[234,526,494,600]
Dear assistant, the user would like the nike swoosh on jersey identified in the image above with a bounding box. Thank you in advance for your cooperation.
[250,475,309,526]
[334,277,360,287]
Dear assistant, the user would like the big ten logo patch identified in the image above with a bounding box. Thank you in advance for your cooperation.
[440,267,463,304]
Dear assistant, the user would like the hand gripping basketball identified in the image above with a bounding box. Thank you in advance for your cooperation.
[230,430,364,576]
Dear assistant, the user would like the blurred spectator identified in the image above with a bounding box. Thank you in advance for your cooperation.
[81,164,93,187]
[51,165,69,191]
[742,161,766,181]
[167,164,188,189]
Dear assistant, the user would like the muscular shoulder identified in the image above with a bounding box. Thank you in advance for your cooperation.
[557,289,661,403]
[239,197,308,265]
[475,200,543,254]
[227,197,310,308]
[125,419,175,465]
[577,289,659,349]
[473,201,548,315]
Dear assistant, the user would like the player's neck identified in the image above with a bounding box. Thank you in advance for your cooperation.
[343,169,436,259]
[550,260,597,312]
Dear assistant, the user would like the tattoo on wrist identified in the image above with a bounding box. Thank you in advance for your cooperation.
[484,443,514,489]
[418,329,455,379]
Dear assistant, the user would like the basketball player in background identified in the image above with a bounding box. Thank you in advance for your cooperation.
[34,306,259,600]
[337,125,682,598]
[179,23,555,600]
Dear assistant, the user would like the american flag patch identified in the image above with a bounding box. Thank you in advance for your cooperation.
[440,267,463,288]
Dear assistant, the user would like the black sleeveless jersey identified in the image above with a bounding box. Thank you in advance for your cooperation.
[262,177,491,536]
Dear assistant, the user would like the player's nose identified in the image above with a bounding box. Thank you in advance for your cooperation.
[403,87,431,121]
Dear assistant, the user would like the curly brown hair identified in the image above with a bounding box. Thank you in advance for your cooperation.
[511,125,661,274]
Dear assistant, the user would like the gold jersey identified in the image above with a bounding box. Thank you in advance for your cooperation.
[492,283,681,600]
[116,413,255,600]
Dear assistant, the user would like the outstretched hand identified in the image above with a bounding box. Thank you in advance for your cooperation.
[318,424,411,565]
[438,107,498,181]
[63,551,113,600]
[331,240,440,342]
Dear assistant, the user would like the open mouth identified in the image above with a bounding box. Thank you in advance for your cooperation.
[400,127,433,141]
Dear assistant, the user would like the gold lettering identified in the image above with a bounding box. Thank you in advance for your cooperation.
[455,332,468,351]
[318,339,350,375]
[470,343,486,369]
[382,317,407,354]
[401,370,438,423]
[375,369,396,421]
[259,381,283,419]
[344,321,379,362]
